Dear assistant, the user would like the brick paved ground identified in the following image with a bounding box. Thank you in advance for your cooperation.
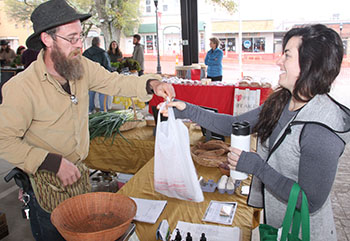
[332,144,350,241]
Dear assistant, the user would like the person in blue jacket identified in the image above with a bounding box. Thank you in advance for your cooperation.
[204,37,223,81]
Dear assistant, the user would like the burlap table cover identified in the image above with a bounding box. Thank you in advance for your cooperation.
[118,157,261,241]
[84,121,206,174]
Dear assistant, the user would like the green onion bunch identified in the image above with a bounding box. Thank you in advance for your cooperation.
[88,110,134,143]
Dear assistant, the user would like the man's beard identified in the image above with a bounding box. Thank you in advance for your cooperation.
[51,42,84,81]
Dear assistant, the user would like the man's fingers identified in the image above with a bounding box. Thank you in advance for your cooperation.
[75,169,81,180]
[61,178,68,187]
[57,158,81,186]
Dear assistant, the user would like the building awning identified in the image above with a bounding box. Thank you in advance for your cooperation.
[138,21,205,34]
[138,24,156,33]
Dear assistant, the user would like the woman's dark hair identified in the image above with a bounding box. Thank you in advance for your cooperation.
[107,40,122,56]
[254,24,344,144]
[16,46,26,55]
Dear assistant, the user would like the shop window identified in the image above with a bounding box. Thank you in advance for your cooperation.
[219,38,226,51]
[145,0,151,13]
[253,38,265,52]
[242,38,253,52]
[146,35,154,51]
[242,37,265,53]
[227,38,235,51]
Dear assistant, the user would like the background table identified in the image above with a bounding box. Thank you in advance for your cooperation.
[118,157,260,241]
[84,122,205,174]
[84,122,155,174]
[149,84,273,115]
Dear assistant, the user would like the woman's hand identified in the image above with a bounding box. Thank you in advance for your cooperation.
[227,146,243,170]
[157,101,186,117]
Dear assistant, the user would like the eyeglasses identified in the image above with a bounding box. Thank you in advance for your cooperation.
[55,33,85,45]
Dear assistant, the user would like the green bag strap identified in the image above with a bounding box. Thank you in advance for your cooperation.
[300,189,310,240]
[280,183,310,241]
[290,187,310,239]
[280,183,300,241]
[291,209,301,236]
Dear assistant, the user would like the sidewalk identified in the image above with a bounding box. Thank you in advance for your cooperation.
[332,144,350,240]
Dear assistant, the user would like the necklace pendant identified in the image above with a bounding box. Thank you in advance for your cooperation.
[70,95,78,105]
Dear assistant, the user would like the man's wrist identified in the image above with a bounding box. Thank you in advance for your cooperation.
[38,153,62,174]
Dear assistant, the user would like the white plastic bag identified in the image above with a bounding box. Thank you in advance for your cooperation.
[154,106,204,202]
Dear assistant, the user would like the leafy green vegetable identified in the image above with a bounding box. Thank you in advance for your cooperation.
[88,110,134,144]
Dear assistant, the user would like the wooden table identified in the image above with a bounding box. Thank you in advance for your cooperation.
[118,157,261,241]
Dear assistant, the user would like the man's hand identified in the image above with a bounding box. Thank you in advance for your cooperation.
[149,80,175,100]
[56,158,81,186]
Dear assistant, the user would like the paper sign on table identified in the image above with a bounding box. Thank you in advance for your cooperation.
[202,201,237,225]
[131,197,167,224]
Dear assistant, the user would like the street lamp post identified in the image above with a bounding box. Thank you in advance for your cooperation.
[154,0,161,74]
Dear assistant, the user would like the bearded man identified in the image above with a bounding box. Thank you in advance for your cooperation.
[0,0,175,240]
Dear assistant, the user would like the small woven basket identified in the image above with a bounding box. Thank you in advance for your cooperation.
[119,119,142,131]
[119,98,142,132]
[51,192,136,241]
[190,146,226,167]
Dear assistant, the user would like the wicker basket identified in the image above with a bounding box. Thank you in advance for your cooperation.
[119,119,142,131]
[119,98,141,132]
[190,145,227,167]
[51,192,136,241]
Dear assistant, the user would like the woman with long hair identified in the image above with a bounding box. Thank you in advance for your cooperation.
[160,24,350,240]
[107,40,123,63]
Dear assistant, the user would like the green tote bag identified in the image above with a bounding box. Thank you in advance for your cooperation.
[259,183,310,241]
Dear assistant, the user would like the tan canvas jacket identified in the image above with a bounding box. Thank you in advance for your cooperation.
[0,50,157,174]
